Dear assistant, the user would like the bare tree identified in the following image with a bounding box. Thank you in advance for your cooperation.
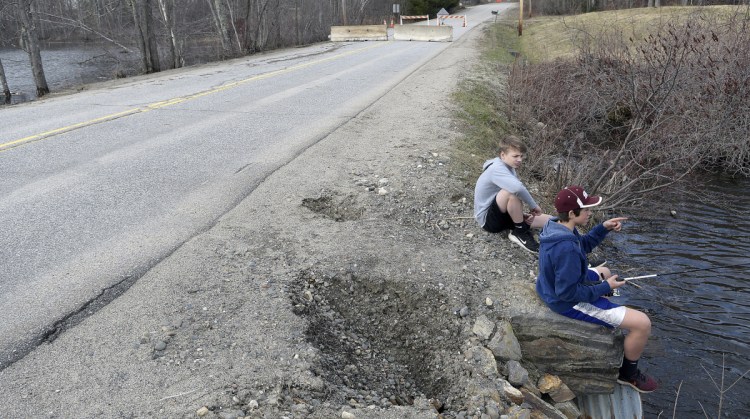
[0,58,11,104]
[17,0,49,97]
[128,0,161,73]
[157,0,181,69]
[207,0,235,57]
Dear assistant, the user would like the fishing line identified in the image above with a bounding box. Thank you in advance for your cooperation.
[621,260,750,282]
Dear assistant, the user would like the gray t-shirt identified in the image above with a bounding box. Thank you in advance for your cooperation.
[473,157,538,227]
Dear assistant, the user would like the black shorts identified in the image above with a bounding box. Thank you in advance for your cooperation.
[482,195,514,233]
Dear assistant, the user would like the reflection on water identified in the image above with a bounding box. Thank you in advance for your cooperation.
[608,177,750,417]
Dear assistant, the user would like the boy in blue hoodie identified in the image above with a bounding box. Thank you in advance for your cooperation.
[536,186,658,393]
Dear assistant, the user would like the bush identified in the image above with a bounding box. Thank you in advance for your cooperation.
[506,8,750,209]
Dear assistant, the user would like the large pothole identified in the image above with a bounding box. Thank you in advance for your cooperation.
[301,191,364,222]
[290,268,469,412]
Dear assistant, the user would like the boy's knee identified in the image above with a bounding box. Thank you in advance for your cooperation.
[637,311,652,333]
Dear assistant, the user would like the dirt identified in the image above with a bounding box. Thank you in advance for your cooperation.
[0,20,545,419]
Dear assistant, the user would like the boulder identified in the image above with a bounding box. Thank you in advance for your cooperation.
[511,308,624,394]
[487,320,523,361]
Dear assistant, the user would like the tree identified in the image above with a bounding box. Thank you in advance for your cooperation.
[207,0,235,57]
[128,0,161,73]
[18,0,50,97]
[157,0,181,69]
[0,58,11,104]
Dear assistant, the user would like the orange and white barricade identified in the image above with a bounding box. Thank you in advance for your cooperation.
[438,15,467,27]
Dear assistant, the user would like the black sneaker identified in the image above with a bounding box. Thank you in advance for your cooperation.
[508,229,539,254]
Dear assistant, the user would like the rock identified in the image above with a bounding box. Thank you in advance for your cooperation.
[498,379,524,405]
[472,315,495,340]
[218,410,245,419]
[520,388,567,419]
[465,346,499,378]
[247,400,259,409]
[459,306,470,317]
[377,187,388,195]
[537,374,576,403]
[154,341,167,351]
[504,405,531,419]
[487,320,522,361]
[196,406,209,416]
[511,308,624,394]
[554,400,582,419]
[485,297,493,307]
[505,360,528,386]
[341,411,356,418]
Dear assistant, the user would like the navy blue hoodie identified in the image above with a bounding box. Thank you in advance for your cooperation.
[536,218,613,313]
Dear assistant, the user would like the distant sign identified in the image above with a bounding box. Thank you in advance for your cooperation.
[437,8,449,16]
[393,4,400,13]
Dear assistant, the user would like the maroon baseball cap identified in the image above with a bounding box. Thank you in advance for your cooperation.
[555,186,602,213]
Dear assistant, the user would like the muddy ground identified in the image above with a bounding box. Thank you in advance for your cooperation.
[0,20,547,418]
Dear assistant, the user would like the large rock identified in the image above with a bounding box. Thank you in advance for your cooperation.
[510,308,624,394]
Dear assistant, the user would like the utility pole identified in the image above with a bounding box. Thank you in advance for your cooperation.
[518,0,524,36]
[341,0,347,25]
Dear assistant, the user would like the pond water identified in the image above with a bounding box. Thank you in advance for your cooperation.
[608,178,750,417]
[0,45,140,104]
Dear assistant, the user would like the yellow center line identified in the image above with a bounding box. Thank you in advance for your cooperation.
[1,41,390,152]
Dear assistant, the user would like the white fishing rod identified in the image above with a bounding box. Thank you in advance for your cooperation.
[619,261,750,282]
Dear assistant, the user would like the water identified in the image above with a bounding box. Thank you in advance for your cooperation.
[608,177,750,417]
[0,45,140,104]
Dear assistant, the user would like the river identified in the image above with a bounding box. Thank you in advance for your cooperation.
[609,178,750,417]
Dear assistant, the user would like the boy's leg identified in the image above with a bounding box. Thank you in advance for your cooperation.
[495,190,524,223]
[619,308,651,362]
[560,300,658,393]
[528,214,552,229]
[617,308,658,393]
[497,190,551,228]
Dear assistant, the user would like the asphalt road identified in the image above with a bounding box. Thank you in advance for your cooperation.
[0,3,510,369]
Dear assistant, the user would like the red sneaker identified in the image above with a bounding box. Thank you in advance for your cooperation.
[617,370,658,393]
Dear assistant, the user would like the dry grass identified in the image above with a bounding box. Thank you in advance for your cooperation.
[512,5,747,62]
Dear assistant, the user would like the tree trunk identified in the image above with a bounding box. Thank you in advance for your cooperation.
[143,0,161,72]
[157,0,181,69]
[18,0,49,98]
[341,0,348,25]
[208,0,234,57]
[128,0,151,72]
[0,58,11,104]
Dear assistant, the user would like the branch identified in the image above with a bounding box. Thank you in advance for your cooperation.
[36,13,132,52]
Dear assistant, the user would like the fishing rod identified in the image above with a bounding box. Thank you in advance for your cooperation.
[620,260,750,282]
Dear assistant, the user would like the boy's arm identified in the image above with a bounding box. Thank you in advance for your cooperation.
[554,243,611,303]
[579,224,609,254]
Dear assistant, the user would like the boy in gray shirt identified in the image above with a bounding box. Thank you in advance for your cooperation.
[473,135,551,253]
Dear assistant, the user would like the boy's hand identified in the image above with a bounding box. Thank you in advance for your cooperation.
[530,206,543,216]
[606,274,625,289]
[603,217,628,232]
[524,213,535,225]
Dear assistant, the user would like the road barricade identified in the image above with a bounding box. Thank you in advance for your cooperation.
[393,25,453,42]
[329,25,387,42]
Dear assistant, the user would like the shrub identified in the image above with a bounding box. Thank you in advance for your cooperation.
[506,7,750,209]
